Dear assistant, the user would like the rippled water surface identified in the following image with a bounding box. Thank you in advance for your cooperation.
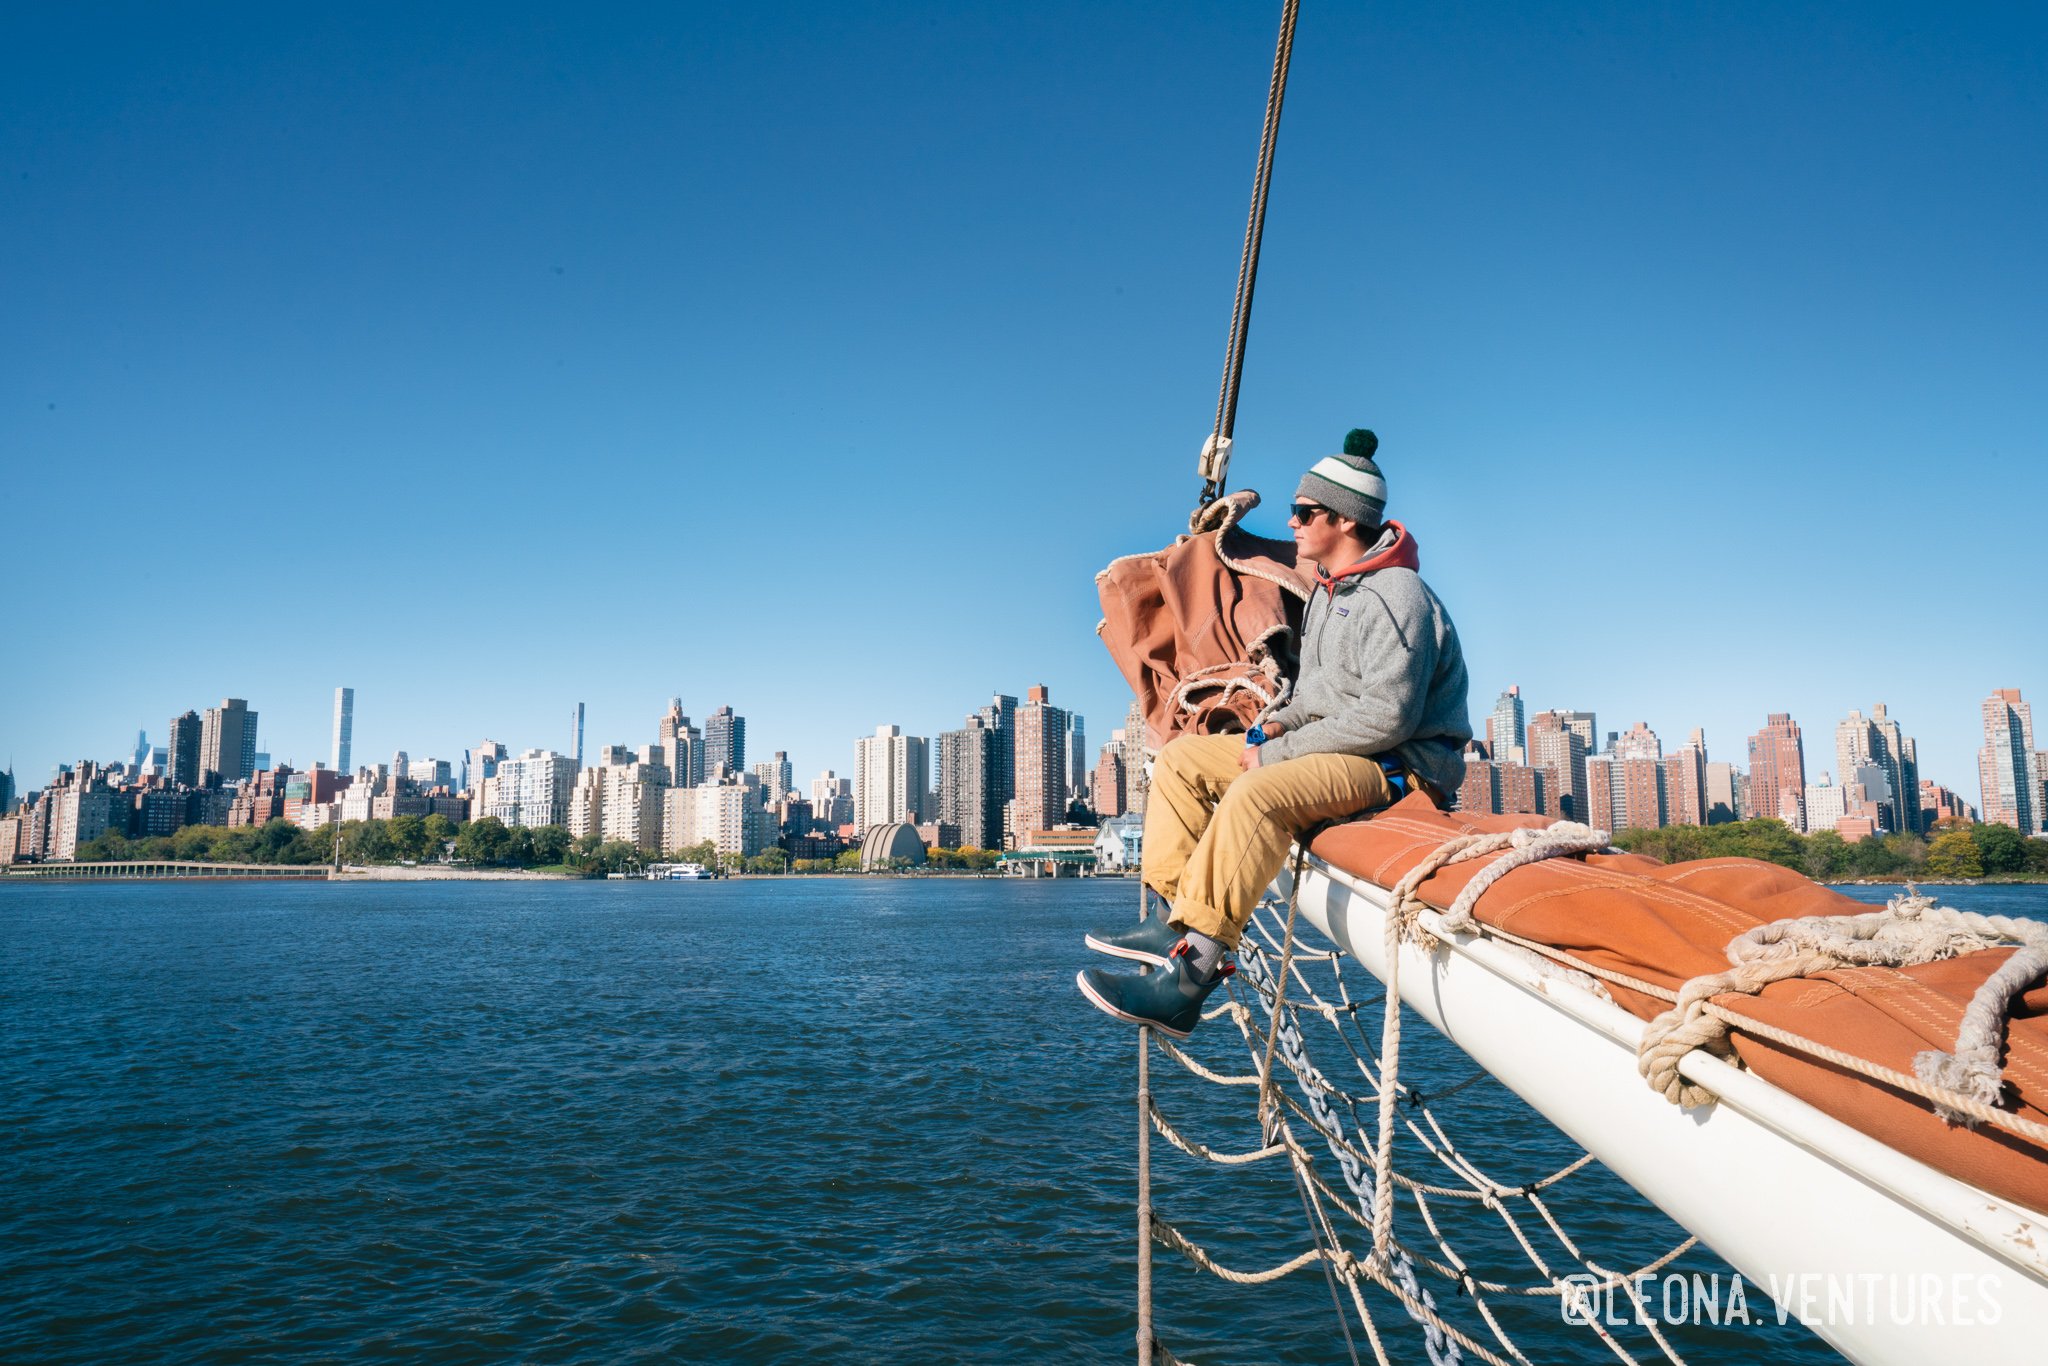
[5,877,2041,1363]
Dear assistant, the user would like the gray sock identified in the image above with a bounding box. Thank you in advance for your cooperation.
[1180,930,1227,982]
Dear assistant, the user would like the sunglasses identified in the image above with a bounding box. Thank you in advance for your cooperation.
[1289,503,1333,525]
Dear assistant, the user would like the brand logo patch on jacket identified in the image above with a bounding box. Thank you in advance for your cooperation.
[1336,607,1349,616]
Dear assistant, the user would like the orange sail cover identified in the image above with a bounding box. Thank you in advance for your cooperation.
[1312,796,2048,1216]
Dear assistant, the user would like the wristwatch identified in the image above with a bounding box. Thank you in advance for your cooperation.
[1245,724,1267,746]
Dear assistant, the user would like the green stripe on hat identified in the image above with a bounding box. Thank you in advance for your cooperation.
[1308,456,1387,504]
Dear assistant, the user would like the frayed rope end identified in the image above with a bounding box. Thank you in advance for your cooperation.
[1913,1048,2008,1127]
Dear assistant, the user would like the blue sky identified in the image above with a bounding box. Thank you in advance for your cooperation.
[4,2,2043,801]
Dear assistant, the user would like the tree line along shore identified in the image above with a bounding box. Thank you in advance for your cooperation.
[59,814,1007,878]
[1611,817,2048,883]
[39,812,2048,885]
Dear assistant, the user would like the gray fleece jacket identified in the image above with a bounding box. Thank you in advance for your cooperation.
[1256,523,1472,798]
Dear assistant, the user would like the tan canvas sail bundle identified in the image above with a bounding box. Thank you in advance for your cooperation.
[1094,490,1311,753]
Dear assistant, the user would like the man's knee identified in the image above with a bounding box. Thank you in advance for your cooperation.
[1153,733,1220,793]
[1222,758,1381,825]
[1215,763,1289,821]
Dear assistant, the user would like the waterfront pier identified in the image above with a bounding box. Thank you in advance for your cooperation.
[3,861,332,882]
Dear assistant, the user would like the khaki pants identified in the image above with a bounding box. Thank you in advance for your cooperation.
[1141,732,1395,948]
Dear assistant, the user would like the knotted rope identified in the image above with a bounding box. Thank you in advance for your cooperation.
[1638,887,2048,1117]
[1436,824,1616,937]
[1369,822,1613,1267]
[1383,822,1614,947]
[1255,843,1313,1138]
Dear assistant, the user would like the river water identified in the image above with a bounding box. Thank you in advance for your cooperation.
[3,877,2042,1363]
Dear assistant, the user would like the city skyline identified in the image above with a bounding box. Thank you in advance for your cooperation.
[9,671,2041,868]
[9,673,2041,832]
[4,6,2043,809]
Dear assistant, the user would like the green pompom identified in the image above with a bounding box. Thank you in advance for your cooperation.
[1343,428,1379,459]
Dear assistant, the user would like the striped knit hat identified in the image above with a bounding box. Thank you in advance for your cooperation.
[1296,429,1386,527]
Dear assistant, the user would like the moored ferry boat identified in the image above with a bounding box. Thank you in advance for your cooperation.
[646,862,712,881]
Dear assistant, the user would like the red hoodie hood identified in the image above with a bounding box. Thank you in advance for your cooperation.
[1314,520,1419,595]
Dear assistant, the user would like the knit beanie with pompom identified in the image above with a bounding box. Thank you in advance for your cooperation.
[1295,429,1386,527]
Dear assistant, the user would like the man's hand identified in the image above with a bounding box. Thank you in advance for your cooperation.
[1240,718,1284,772]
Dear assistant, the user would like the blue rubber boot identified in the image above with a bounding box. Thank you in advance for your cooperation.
[1083,900,1181,966]
[1075,944,1234,1040]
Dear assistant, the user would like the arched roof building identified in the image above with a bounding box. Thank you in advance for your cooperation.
[859,822,927,872]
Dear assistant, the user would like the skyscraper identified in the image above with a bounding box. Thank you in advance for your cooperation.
[582,751,671,852]
[1804,774,1848,836]
[1584,754,1616,830]
[1867,703,1920,835]
[1497,763,1549,816]
[332,686,354,774]
[1010,685,1069,842]
[1121,697,1149,817]
[407,758,454,790]
[978,693,1018,810]
[1920,780,1977,828]
[488,749,580,828]
[1552,711,1597,755]
[1704,762,1741,824]
[937,720,1002,849]
[1066,714,1088,802]
[1614,722,1661,761]
[168,710,203,788]
[1585,752,1667,831]
[1747,713,1807,831]
[1487,686,1526,764]
[1978,689,2041,835]
[571,702,586,770]
[751,752,793,803]
[855,724,929,827]
[199,699,259,787]
[1526,710,1591,822]
[663,780,771,858]
[468,739,508,794]
[657,701,704,789]
[705,706,745,780]
[1835,710,1877,829]
[810,770,854,828]
[1663,729,1708,827]
[1837,704,1918,835]
[1456,749,1551,817]
[1092,741,1127,820]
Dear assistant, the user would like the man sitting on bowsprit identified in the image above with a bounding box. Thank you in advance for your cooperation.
[1077,428,1472,1038]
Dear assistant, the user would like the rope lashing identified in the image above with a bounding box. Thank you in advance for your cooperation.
[1369,823,1612,1271]
[1382,822,1613,948]
[1435,824,1616,937]
[1197,0,1300,509]
[1638,887,2048,1116]
[1255,842,1313,1138]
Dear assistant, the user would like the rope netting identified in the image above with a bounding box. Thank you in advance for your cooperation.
[1140,877,1704,1366]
